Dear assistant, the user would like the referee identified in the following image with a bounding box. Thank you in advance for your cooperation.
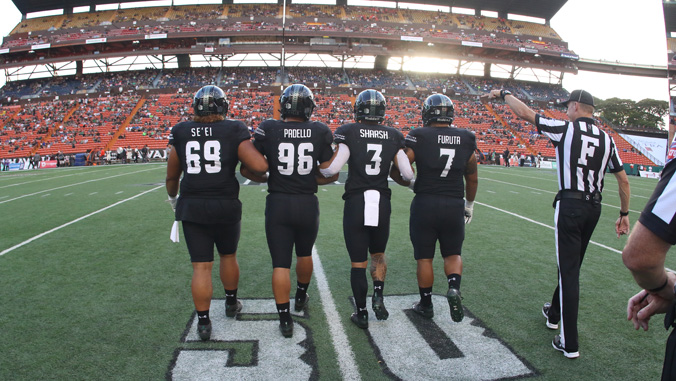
[487,89,631,359]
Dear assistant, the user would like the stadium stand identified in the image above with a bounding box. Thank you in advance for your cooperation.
[0,4,663,168]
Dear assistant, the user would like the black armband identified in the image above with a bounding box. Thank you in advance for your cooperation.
[500,90,512,100]
[649,277,669,293]
[620,211,629,217]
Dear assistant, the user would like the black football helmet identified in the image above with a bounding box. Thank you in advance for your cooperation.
[280,84,316,120]
[422,94,454,126]
[192,85,228,116]
[354,89,386,122]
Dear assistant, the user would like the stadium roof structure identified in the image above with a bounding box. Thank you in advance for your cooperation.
[664,0,676,35]
[11,0,568,22]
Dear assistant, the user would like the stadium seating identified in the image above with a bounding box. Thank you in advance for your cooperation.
[0,66,661,166]
[1,4,573,57]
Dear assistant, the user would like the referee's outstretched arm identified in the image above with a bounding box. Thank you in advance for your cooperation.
[484,89,536,124]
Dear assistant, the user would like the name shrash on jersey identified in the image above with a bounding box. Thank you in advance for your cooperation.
[360,129,389,139]
[284,129,312,138]
[438,135,461,145]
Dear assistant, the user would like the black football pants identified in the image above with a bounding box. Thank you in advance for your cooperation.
[548,198,601,353]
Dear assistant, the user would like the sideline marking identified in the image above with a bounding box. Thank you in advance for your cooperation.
[480,177,641,214]
[0,169,98,188]
[478,201,622,254]
[478,201,675,273]
[0,167,160,205]
[312,246,361,381]
[0,185,162,257]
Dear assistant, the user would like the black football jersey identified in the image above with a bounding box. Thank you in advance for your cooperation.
[168,119,251,199]
[405,126,476,198]
[253,119,334,194]
[334,122,405,199]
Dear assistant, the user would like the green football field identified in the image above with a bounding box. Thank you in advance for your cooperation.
[0,162,672,380]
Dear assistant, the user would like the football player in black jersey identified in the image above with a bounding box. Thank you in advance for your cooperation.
[320,89,414,329]
[166,85,268,341]
[243,84,337,338]
[400,94,477,322]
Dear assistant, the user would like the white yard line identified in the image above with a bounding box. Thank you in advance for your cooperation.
[477,200,674,273]
[0,167,160,205]
[0,170,94,188]
[480,177,642,213]
[312,246,361,381]
[0,185,162,257]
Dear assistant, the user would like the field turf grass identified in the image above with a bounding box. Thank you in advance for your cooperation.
[0,162,672,380]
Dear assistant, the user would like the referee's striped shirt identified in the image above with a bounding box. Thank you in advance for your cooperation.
[535,115,623,193]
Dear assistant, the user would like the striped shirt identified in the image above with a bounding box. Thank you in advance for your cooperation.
[535,115,623,193]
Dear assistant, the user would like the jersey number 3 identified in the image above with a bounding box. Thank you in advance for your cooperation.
[185,140,221,174]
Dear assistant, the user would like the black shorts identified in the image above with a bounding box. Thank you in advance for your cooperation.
[176,197,242,225]
[265,193,319,268]
[182,220,241,263]
[343,191,391,263]
[409,194,465,260]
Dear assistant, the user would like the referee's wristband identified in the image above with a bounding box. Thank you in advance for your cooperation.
[619,211,629,217]
[500,90,512,100]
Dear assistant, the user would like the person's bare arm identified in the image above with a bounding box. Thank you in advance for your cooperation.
[486,89,536,124]
[165,146,181,197]
[238,139,268,175]
[624,221,675,331]
[240,164,268,183]
[614,170,631,237]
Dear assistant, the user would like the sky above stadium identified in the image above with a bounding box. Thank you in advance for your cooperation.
[0,0,669,102]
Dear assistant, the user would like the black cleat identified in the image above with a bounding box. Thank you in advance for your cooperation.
[542,302,558,330]
[552,334,579,359]
[447,287,464,322]
[225,299,242,318]
[350,313,369,329]
[372,295,389,320]
[197,323,212,341]
[412,302,434,319]
[279,319,294,338]
[294,294,309,312]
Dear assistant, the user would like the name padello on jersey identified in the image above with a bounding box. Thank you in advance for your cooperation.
[284,129,312,138]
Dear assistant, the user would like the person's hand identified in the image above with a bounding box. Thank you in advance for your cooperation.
[616,215,630,238]
[464,200,474,225]
[480,90,501,104]
[167,195,177,212]
[627,288,673,331]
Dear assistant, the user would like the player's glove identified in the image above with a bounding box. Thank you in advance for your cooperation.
[167,195,178,212]
[407,179,415,191]
[464,200,474,225]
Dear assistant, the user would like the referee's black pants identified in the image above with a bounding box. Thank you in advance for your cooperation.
[549,198,601,353]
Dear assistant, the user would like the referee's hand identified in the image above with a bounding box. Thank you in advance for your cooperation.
[615,215,630,238]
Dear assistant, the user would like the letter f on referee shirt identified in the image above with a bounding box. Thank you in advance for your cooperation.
[578,135,600,166]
